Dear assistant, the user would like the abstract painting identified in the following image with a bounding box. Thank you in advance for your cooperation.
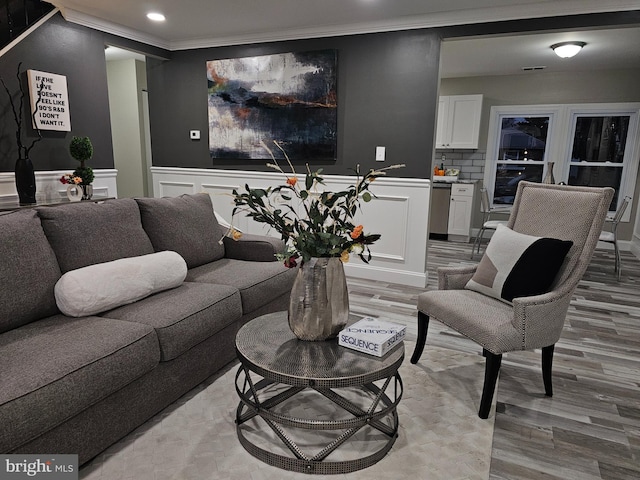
[206,50,337,161]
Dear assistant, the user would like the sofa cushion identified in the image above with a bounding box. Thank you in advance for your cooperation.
[465,224,573,303]
[37,199,154,273]
[135,194,225,268]
[0,210,61,334]
[101,282,242,361]
[55,251,187,317]
[223,233,286,262]
[186,259,298,314]
[0,315,159,453]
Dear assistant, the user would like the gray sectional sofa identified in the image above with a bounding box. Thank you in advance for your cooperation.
[0,193,297,464]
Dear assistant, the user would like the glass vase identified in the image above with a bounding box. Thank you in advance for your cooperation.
[81,184,93,200]
[288,257,349,341]
[543,161,556,184]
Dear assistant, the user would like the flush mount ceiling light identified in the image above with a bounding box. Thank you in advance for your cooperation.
[146,12,166,22]
[551,41,586,58]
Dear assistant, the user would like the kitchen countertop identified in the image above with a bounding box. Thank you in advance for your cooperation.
[431,178,477,184]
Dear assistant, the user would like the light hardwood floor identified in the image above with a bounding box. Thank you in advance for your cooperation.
[79,240,639,479]
[349,240,640,480]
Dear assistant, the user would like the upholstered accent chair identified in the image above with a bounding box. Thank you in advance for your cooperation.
[412,182,614,418]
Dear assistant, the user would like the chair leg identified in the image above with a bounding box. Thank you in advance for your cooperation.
[542,344,554,397]
[479,351,502,419]
[471,226,486,258]
[410,311,430,364]
[614,241,621,281]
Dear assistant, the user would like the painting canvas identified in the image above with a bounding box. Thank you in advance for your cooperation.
[207,50,337,161]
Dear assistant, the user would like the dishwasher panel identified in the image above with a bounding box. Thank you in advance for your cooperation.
[429,184,451,240]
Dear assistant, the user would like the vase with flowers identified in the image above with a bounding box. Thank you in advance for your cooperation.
[230,141,403,341]
[60,136,94,200]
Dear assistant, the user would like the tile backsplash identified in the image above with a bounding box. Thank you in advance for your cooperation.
[434,149,486,182]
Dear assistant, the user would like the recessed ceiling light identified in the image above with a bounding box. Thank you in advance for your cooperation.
[147,12,166,22]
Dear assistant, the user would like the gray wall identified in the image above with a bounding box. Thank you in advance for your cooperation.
[0,12,167,174]
[440,68,640,152]
[146,30,441,178]
[0,13,113,171]
[2,10,637,184]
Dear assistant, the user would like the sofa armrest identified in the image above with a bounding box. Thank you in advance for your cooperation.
[437,265,478,290]
[223,234,285,262]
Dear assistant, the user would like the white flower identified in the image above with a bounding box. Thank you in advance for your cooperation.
[350,244,364,255]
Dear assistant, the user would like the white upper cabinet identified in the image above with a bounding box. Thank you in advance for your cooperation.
[435,95,483,149]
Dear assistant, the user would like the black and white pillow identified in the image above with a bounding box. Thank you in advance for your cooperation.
[465,224,573,303]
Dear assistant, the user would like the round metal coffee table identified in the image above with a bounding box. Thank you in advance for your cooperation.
[234,312,404,475]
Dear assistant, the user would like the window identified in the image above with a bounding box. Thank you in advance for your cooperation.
[494,115,550,204]
[485,103,640,216]
[568,114,630,207]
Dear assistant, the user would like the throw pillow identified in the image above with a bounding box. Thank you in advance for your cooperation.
[37,198,154,273]
[135,193,225,269]
[55,251,187,317]
[0,210,62,333]
[465,224,573,303]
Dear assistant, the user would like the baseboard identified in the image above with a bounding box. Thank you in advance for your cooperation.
[344,262,428,288]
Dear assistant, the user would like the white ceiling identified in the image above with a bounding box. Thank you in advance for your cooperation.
[441,26,640,78]
[51,0,640,77]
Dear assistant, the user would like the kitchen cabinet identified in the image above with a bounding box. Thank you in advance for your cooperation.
[447,183,475,242]
[435,95,483,149]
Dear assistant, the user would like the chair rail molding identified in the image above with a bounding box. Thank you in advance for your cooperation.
[151,166,432,287]
[0,169,118,203]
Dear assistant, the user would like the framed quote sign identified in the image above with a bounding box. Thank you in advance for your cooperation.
[27,69,71,131]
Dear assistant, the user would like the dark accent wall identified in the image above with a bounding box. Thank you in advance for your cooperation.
[0,13,113,171]
[3,10,636,180]
[147,30,441,178]
[0,12,168,173]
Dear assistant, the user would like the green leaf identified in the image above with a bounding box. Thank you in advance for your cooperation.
[362,191,372,202]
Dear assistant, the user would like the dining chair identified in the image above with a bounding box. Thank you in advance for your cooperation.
[470,187,509,258]
[599,196,630,281]
[412,182,614,418]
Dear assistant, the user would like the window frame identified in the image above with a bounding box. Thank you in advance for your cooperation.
[484,103,640,221]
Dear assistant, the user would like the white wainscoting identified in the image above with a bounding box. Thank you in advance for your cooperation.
[152,167,432,287]
[0,169,118,203]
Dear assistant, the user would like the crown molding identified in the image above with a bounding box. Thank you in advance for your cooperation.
[58,7,170,50]
[58,0,640,52]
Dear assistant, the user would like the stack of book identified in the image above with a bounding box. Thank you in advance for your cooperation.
[338,317,406,357]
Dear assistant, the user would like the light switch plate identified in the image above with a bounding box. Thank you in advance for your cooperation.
[375,146,385,161]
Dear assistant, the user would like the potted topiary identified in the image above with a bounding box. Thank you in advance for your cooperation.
[61,136,94,200]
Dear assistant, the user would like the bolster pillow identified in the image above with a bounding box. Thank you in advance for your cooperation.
[55,251,187,317]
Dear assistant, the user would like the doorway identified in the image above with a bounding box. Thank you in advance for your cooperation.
[104,45,152,198]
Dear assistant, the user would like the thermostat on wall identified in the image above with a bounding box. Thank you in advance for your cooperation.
[190,130,200,140]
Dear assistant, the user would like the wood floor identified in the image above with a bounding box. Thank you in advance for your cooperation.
[348,240,640,480]
[79,239,639,479]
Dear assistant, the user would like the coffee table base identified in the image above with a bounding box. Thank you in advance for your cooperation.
[235,366,403,475]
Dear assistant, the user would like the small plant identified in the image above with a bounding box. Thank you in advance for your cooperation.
[69,136,93,168]
[65,136,94,185]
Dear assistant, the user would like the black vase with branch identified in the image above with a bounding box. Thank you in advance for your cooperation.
[0,62,44,205]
